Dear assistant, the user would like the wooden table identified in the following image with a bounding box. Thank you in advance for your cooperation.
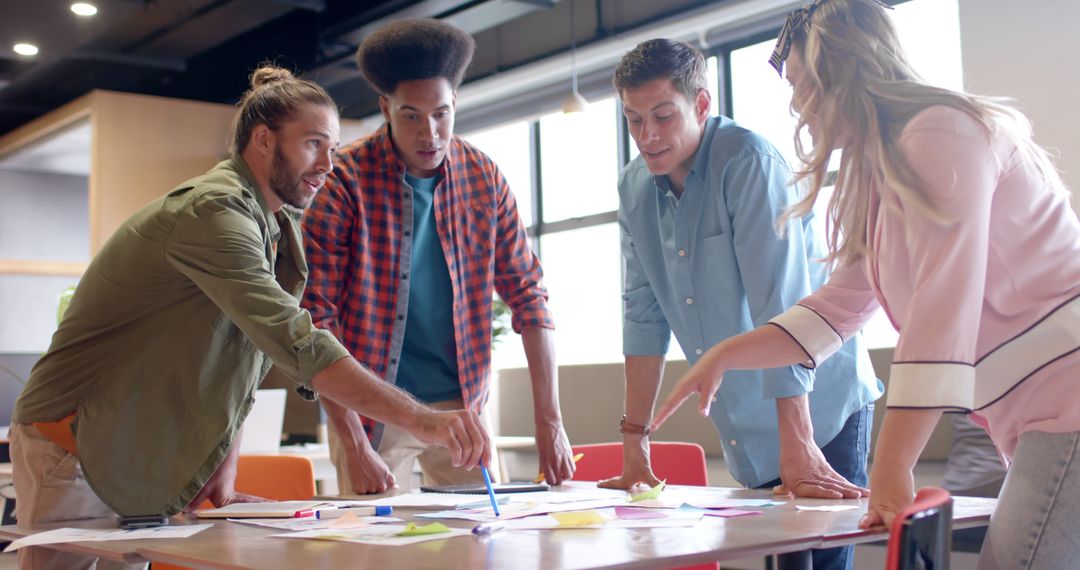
[0,483,995,569]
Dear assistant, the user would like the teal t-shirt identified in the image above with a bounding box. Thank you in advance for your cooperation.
[395,173,460,403]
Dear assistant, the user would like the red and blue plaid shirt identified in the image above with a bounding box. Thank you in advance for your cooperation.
[302,124,553,441]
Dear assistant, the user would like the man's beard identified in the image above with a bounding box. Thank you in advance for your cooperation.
[269,147,315,209]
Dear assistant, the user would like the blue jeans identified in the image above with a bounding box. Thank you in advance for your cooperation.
[979,430,1080,569]
[756,404,873,570]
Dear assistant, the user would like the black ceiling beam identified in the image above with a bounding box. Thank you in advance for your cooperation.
[69,50,187,73]
[258,0,327,11]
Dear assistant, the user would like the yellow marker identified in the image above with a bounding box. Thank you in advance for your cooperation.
[534,453,585,484]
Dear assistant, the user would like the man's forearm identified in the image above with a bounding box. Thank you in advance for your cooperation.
[625,355,665,427]
[521,327,562,425]
[312,357,427,432]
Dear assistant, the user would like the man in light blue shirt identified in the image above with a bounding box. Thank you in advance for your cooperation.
[601,39,882,570]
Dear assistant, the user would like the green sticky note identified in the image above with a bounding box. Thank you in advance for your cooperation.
[397,522,451,536]
[629,480,666,502]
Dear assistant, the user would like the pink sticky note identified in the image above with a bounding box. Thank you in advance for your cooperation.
[614,506,669,520]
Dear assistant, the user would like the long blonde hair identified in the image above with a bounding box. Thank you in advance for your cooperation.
[780,0,1067,266]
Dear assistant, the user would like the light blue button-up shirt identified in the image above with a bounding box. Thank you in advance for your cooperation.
[619,116,883,488]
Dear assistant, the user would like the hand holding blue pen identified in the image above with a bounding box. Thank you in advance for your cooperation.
[480,466,501,517]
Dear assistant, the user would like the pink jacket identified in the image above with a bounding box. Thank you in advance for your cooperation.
[770,106,1080,460]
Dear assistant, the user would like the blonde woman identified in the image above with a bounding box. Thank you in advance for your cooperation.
[650,0,1080,566]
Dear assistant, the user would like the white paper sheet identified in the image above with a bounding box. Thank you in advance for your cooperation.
[346,487,630,510]
[499,508,704,531]
[230,515,403,531]
[270,525,471,546]
[416,498,629,522]
[4,524,213,552]
[794,505,860,512]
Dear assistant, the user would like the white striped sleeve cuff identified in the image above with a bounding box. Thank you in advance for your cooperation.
[768,304,843,369]
[886,362,975,410]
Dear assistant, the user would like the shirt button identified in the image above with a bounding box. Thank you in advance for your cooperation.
[685,297,694,305]
[404,230,411,237]
[729,440,737,446]
[397,314,404,320]
[390,358,398,364]
[678,249,686,257]
[695,348,703,355]
[401,273,408,280]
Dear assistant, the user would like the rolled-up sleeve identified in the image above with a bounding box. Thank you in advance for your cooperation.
[620,210,671,356]
[166,191,349,393]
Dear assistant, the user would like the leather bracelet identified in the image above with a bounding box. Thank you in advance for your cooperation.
[619,415,651,436]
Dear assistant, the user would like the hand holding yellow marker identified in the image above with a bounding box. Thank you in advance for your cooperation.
[534,453,584,484]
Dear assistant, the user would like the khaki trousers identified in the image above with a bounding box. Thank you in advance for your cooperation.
[327,398,500,493]
[9,423,148,570]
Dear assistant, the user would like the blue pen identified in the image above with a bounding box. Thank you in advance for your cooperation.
[480,466,501,517]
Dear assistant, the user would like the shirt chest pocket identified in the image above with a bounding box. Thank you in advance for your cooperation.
[463,205,497,263]
[694,232,740,295]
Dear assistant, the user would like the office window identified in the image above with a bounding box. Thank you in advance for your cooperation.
[538,98,620,223]
[462,121,535,228]
[707,55,721,117]
[726,0,962,349]
[539,223,623,365]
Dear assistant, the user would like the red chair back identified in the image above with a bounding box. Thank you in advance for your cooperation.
[571,442,708,486]
[885,486,953,570]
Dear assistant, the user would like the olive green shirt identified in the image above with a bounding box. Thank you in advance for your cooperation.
[13,157,350,516]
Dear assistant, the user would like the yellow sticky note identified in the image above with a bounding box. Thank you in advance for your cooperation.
[550,510,605,527]
[397,522,451,536]
[629,480,666,502]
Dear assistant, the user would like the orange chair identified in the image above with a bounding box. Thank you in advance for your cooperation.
[232,455,317,500]
[152,455,316,570]
[571,442,708,486]
[571,442,715,570]
[886,487,953,570]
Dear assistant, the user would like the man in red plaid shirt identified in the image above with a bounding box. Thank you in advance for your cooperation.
[303,19,576,493]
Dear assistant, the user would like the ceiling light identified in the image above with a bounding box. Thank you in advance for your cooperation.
[561,91,588,114]
[13,43,39,57]
[562,0,588,115]
[71,2,98,16]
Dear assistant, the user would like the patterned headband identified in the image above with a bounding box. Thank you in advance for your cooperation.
[768,0,893,76]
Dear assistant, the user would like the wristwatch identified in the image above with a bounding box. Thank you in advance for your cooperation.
[619,415,651,436]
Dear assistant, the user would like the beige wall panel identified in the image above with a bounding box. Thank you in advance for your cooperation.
[90,90,235,252]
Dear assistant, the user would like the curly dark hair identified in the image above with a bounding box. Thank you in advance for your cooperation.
[613,39,707,102]
[356,19,476,95]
